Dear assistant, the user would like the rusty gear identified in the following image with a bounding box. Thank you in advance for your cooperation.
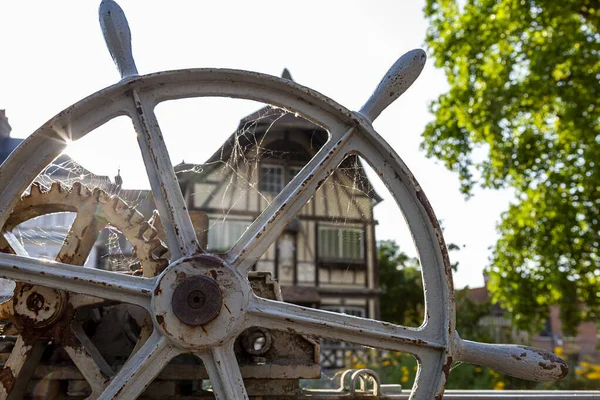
[0,181,168,276]
[0,181,169,398]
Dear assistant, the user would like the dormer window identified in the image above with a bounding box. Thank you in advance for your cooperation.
[260,164,304,194]
[260,164,284,194]
[318,226,364,262]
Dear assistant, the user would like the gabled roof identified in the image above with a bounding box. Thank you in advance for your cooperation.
[176,69,382,204]
[174,108,382,204]
[0,136,23,165]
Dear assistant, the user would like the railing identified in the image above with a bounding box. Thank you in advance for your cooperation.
[303,368,600,399]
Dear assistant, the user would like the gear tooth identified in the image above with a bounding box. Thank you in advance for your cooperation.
[145,237,162,251]
[30,182,43,193]
[113,198,130,214]
[99,191,113,204]
[31,182,47,195]
[144,228,158,241]
[92,187,105,202]
[109,196,120,209]
[150,258,169,276]
[136,221,151,239]
[118,207,135,222]
[50,181,61,193]
[71,181,83,195]
[128,210,145,225]
[140,222,160,242]
[81,185,92,197]
[153,245,169,258]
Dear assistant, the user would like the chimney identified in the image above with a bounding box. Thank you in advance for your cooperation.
[0,110,12,138]
[114,169,123,191]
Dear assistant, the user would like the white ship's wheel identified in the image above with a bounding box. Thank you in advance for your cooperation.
[0,1,567,399]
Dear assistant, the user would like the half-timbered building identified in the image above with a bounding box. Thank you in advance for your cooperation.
[175,84,382,330]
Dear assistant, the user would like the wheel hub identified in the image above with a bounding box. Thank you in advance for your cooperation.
[172,275,222,326]
[152,253,249,350]
[14,284,66,327]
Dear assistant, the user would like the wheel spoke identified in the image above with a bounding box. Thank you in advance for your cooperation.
[2,232,26,257]
[64,322,114,396]
[69,294,115,309]
[247,295,444,354]
[0,336,45,399]
[129,90,200,260]
[225,129,355,273]
[0,253,154,310]
[98,330,181,399]
[410,348,449,400]
[196,341,248,400]
[56,211,105,265]
[56,210,109,311]
[129,315,153,357]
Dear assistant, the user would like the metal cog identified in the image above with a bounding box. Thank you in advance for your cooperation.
[1,181,168,276]
[0,181,169,398]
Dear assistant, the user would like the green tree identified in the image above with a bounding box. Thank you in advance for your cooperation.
[455,288,494,343]
[378,240,424,327]
[378,239,467,328]
[423,0,600,332]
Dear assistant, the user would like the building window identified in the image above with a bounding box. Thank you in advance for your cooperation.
[278,233,295,271]
[320,306,367,369]
[207,219,251,252]
[260,165,284,194]
[260,164,305,194]
[321,305,365,318]
[318,227,364,261]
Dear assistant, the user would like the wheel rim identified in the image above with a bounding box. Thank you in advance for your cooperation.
[0,65,453,399]
[0,0,573,395]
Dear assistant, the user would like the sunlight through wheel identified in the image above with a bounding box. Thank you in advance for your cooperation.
[0,1,567,399]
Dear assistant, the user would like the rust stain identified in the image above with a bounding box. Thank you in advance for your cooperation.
[17,301,76,345]
[390,335,427,346]
[441,355,453,381]
[560,363,569,378]
[0,367,15,393]
[538,362,557,370]
[301,174,314,187]
[518,346,569,378]
[26,292,45,314]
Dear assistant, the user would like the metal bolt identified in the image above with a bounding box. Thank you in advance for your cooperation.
[172,275,221,326]
[26,292,45,313]
[187,290,206,309]
[241,327,272,356]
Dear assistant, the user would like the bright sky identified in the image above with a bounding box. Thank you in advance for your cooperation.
[0,1,514,289]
